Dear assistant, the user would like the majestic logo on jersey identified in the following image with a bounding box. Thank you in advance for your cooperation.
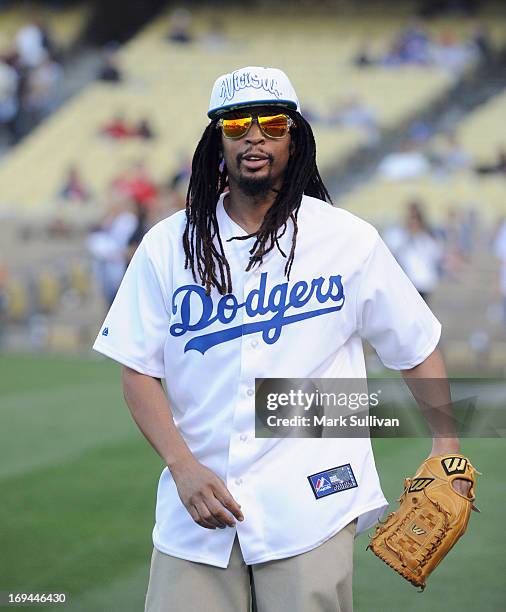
[307,464,358,500]
[169,272,345,354]
[408,478,434,493]
[315,477,331,493]
[441,457,468,476]
[219,70,282,103]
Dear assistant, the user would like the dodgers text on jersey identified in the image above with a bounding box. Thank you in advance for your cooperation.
[169,272,345,354]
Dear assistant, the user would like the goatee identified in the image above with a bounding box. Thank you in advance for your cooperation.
[237,174,274,197]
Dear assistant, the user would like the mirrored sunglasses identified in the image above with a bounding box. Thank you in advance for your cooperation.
[217,113,294,139]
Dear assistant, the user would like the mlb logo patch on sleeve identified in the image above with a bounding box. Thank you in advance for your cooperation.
[307,464,358,499]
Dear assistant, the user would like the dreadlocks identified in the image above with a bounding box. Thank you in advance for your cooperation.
[182,110,332,296]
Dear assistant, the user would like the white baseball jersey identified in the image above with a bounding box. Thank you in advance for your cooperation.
[93,194,441,568]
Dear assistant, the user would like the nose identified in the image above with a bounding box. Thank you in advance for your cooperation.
[245,118,265,143]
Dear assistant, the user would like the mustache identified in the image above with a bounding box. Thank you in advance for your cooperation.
[236,152,274,167]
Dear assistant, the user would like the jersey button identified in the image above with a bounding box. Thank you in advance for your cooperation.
[246,388,254,397]
[240,434,247,442]
[235,478,243,486]
[250,339,258,348]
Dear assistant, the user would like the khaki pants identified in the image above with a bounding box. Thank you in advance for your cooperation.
[145,519,356,612]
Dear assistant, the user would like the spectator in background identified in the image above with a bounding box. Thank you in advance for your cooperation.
[385,21,431,66]
[112,160,158,209]
[201,18,228,51]
[15,22,47,69]
[37,19,57,61]
[87,191,138,307]
[328,95,379,145]
[493,216,506,325]
[378,140,430,180]
[380,19,481,74]
[408,120,434,145]
[471,23,492,62]
[0,21,61,141]
[475,147,506,176]
[460,207,478,258]
[126,186,185,262]
[429,132,472,177]
[353,42,376,67]
[440,207,468,279]
[167,8,193,44]
[100,112,132,139]
[169,153,192,190]
[0,57,19,143]
[429,31,477,76]
[439,206,478,262]
[23,54,63,124]
[59,164,91,203]
[135,117,155,140]
[97,44,123,83]
[383,201,444,304]
[99,114,155,140]
[126,202,149,263]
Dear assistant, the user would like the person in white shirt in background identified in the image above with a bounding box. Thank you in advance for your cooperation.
[0,59,18,136]
[87,191,138,308]
[383,200,444,304]
[15,23,47,69]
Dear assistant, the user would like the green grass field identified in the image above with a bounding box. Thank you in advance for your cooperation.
[1,354,504,611]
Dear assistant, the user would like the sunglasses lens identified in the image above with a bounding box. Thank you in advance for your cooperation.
[220,113,291,139]
[221,116,252,138]
[258,114,289,138]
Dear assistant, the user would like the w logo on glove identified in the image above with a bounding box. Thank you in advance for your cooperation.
[408,478,434,492]
[441,456,468,475]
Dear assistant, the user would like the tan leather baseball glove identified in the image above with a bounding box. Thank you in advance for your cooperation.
[368,453,481,590]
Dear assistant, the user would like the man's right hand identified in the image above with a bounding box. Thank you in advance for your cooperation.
[170,457,245,529]
[120,368,242,530]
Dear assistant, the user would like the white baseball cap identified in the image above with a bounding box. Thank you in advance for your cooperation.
[207,66,300,119]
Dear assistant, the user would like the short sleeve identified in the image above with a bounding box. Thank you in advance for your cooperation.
[356,232,442,370]
[92,238,169,377]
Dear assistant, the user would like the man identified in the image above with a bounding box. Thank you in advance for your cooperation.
[93,66,464,611]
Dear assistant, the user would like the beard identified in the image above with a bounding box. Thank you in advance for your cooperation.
[237,173,274,197]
